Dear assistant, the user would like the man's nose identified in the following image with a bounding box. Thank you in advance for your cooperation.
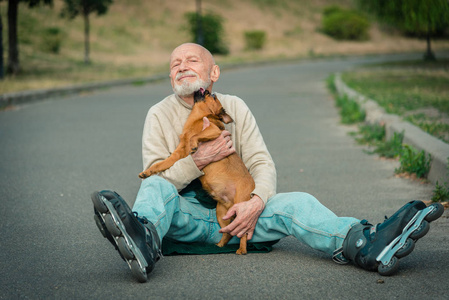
[179,60,189,71]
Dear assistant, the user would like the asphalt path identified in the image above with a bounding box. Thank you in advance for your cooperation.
[1,53,448,299]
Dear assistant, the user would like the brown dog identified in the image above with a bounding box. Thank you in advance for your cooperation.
[138,89,255,254]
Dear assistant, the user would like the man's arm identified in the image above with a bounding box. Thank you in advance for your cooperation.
[142,105,202,190]
[219,195,264,240]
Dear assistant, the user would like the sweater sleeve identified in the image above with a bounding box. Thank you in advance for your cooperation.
[142,105,203,191]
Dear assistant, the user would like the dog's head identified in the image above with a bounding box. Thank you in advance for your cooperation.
[193,88,233,124]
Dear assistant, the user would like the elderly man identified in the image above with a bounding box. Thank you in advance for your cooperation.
[91,43,443,283]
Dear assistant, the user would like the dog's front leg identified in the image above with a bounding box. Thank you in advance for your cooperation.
[138,141,188,178]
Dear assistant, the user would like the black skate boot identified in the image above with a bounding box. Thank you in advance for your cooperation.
[334,200,444,276]
[91,190,162,283]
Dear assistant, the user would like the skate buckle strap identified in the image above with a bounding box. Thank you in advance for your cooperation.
[369,225,377,240]
[375,205,435,265]
[332,247,349,265]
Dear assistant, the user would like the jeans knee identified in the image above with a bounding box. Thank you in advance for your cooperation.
[267,192,319,215]
[142,175,177,193]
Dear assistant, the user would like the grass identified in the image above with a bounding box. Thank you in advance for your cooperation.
[432,158,449,202]
[395,144,432,179]
[355,123,385,146]
[351,123,431,179]
[357,127,404,159]
[432,180,449,202]
[341,60,449,143]
[335,94,366,124]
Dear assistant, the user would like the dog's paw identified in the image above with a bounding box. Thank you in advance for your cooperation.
[138,171,149,179]
[216,242,225,248]
[190,147,198,154]
[236,248,247,255]
[139,169,157,178]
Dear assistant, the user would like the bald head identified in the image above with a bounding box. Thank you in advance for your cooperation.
[169,43,220,104]
[170,43,215,66]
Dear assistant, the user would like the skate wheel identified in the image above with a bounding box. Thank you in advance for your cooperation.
[378,256,399,276]
[94,214,107,238]
[92,192,108,213]
[117,237,134,260]
[104,214,121,237]
[425,203,444,222]
[396,238,415,258]
[410,220,430,240]
[130,260,148,283]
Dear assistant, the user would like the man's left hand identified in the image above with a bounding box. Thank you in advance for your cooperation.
[219,195,265,240]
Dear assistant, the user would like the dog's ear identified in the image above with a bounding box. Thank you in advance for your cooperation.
[202,117,210,131]
[220,109,233,124]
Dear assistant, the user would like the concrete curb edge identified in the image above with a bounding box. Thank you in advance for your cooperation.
[334,72,449,186]
[0,73,168,108]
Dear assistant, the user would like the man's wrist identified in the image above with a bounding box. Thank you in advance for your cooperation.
[192,154,210,170]
[251,194,265,211]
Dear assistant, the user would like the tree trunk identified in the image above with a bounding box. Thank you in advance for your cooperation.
[83,12,90,64]
[424,20,436,61]
[7,0,20,75]
[0,11,4,79]
[196,0,204,46]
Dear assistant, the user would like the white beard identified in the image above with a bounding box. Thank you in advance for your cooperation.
[172,71,211,97]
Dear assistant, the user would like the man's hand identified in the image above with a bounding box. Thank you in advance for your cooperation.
[219,195,265,240]
[192,129,235,170]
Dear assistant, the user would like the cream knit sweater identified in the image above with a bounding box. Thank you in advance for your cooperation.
[142,92,277,204]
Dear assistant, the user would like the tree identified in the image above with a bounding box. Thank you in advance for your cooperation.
[185,11,229,55]
[3,0,52,76]
[357,0,449,60]
[61,0,113,65]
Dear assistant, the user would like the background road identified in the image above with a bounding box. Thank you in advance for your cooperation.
[1,54,448,299]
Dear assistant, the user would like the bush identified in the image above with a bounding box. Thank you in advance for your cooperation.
[41,27,63,54]
[322,5,343,17]
[244,30,266,50]
[185,12,229,55]
[322,7,370,41]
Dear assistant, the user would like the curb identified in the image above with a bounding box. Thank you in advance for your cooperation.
[334,73,449,186]
[0,73,168,108]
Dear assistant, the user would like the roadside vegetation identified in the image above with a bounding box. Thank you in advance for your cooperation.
[341,60,449,144]
[327,73,447,203]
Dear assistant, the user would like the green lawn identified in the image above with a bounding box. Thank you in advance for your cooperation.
[341,59,449,143]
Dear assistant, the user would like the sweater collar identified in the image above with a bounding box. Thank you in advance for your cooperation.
[175,94,193,110]
[175,92,220,110]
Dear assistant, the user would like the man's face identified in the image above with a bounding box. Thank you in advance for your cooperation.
[169,44,213,97]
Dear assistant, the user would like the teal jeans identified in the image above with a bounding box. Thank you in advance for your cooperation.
[133,176,359,256]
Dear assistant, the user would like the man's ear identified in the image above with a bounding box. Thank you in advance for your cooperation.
[210,64,220,83]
